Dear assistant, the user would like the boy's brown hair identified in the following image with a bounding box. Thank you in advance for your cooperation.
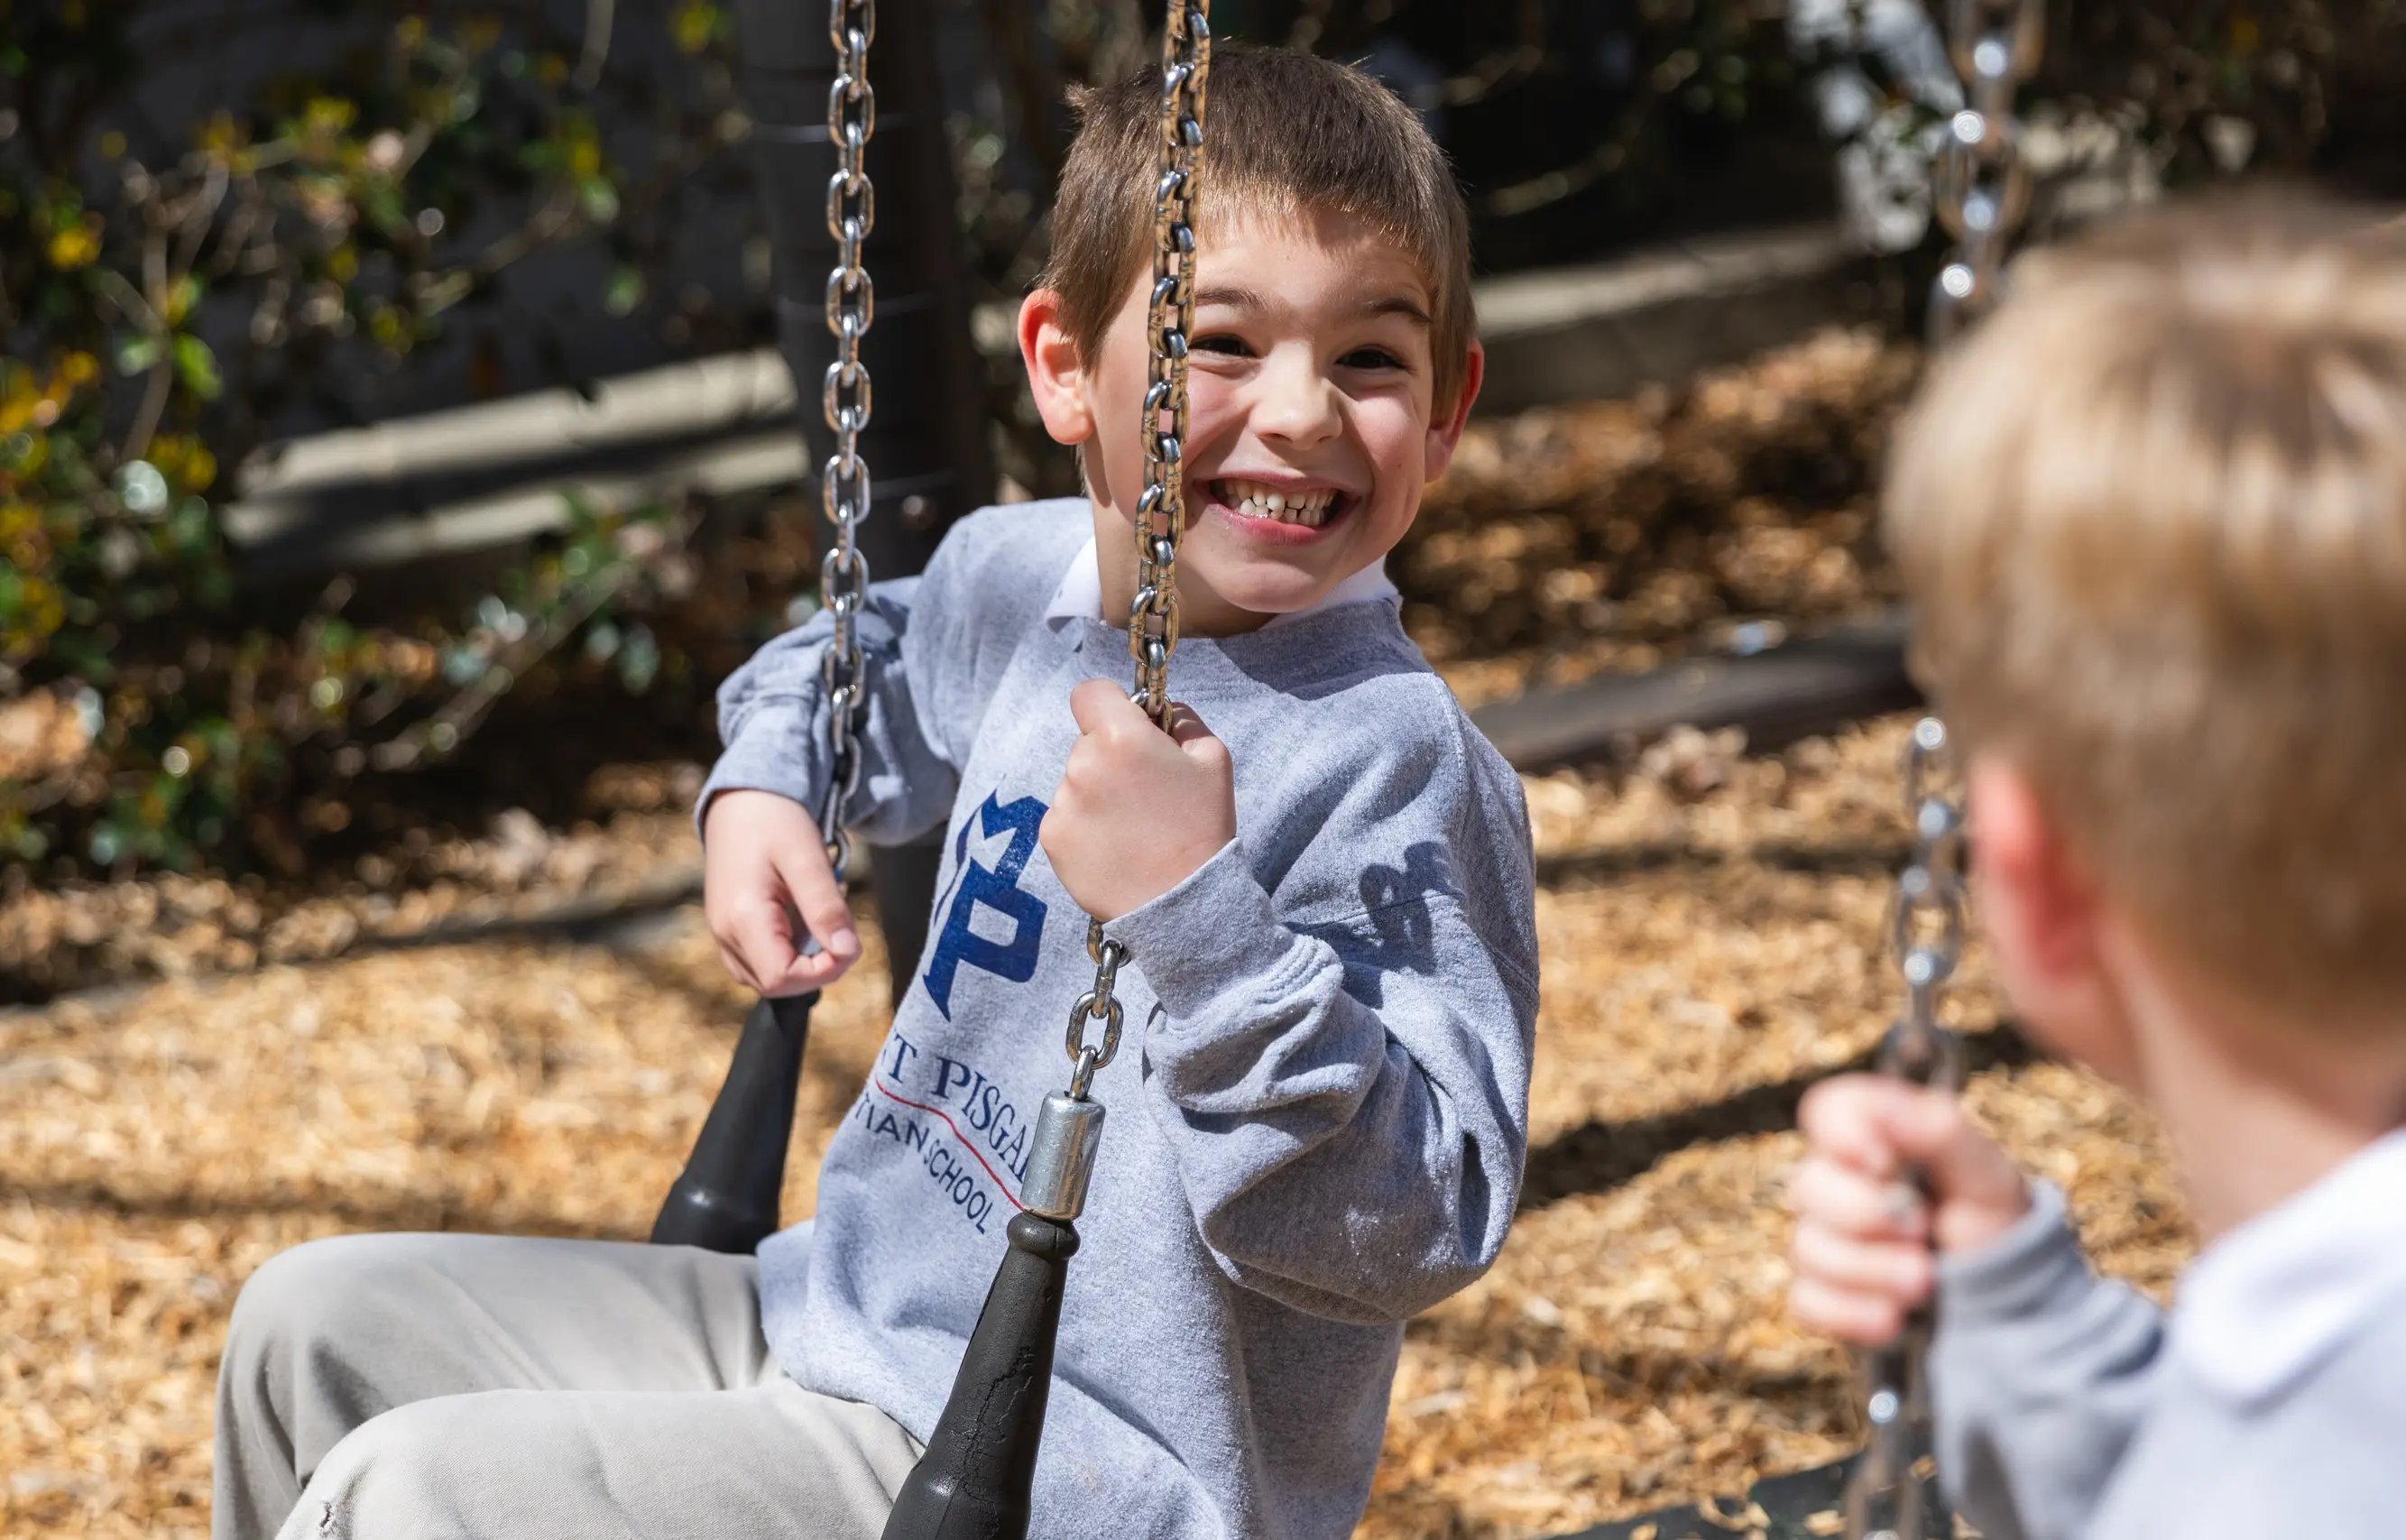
[1040,44,1475,412]
[1886,192,2406,1018]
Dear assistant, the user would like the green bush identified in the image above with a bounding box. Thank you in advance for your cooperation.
[0,1,744,875]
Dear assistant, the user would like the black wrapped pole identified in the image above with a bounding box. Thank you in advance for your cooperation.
[650,992,816,1252]
[735,0,992,1008]
[882,1092,1106,1539]
[879,1211,1080,1539]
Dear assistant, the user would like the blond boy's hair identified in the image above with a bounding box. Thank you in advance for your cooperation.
[1887,193,2406,1017]
[1039,44,1475,413]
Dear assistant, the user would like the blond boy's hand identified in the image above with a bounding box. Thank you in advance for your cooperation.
[1043,679,1238,923]
[1786,1075,2033,1346]
[703,789,862,996]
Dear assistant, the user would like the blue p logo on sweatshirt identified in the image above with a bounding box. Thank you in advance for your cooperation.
[923,793,1050,1018]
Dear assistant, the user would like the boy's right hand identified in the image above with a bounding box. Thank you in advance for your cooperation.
[1786,1075,2033,1346]
[703,789,862,996]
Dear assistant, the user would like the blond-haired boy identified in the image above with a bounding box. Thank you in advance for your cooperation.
[1788,195,2406,1539]
[215,46,1538,1540]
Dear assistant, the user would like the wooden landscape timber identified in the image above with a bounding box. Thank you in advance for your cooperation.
[1469,615,1919,772]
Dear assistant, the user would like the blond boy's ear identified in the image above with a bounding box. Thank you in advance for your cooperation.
[1968,757,2140,1090]
[1423,340,1485,484]
[1019,290,1096,448]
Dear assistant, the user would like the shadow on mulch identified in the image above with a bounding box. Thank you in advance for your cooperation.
[1519,1023,2043,1213]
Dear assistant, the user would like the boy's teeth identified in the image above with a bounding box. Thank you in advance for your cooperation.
[1219,478,1336,528]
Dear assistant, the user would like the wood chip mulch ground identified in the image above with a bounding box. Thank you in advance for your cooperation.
[0,716,2196,1540]
[1,330,2197,1538]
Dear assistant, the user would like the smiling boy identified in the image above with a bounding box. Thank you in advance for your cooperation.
[212,45,1537,1540]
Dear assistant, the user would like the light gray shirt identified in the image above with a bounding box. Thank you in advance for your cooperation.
[699,499,1540,1540]
[1932,1130,2406,1540]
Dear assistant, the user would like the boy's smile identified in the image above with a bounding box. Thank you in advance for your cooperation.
[1020,203,1482,637]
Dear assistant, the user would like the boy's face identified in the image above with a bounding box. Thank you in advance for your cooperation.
[1023,203,1480,634]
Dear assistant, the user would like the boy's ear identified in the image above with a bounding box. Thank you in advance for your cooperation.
[1019,290,1095,447]
[1969,756,2139,1086]
[1422,339,1485,483]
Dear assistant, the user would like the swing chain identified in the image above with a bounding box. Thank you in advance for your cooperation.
[1850,0,2037,1518]
[1857,12,2030,1520]
[1928,0,2042,345]
[1065,0,1212,1097]
[816,0,879,884]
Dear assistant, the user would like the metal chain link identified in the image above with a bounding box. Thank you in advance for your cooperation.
[1065,0,1212,1100]
[816,0,879,885]
[1926,0,2043,346]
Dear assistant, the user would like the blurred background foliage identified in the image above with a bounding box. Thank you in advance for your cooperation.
[2,0,2401,884]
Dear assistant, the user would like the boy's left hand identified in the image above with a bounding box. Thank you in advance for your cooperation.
[1043,678,1237,922]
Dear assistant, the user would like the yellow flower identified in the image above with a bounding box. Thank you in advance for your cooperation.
[673,1,716,53]
[329,244,360,283]
[199,111,241,158]
[19,577,63,640]
[59,352,99,387]
[47,221,101,271]
[307,97,358,135]
[568,139,601,179]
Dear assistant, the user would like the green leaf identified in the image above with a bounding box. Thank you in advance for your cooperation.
[364,184,406,233]
[603,266,643,317]
[117,335,162,374]
[172,334,224,401]
[170,496,215,552]
[579,176,621,223]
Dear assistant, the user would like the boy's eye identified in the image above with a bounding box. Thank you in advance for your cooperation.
[1340,346,1405,370]
[1190,334,1255,357]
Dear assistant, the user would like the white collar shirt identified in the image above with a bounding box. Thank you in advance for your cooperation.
[1042,535,1398,630]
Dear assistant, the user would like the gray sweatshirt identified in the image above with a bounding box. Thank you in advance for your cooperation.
[699,498,1540,1540]
[1931,1131,2406,1540]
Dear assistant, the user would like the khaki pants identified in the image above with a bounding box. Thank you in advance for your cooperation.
[213,1232,918,1540]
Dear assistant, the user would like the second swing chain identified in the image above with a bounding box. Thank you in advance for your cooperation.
[1845,4,2042,1538]
[817,0,879,887]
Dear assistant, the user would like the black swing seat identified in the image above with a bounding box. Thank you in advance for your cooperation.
[650,991,817,1255]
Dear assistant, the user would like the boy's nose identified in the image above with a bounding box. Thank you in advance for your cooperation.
[1253,348,1342,448]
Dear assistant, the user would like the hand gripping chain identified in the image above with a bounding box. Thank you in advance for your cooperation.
[1844,719,1970,1540]
[817,0,879,885]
